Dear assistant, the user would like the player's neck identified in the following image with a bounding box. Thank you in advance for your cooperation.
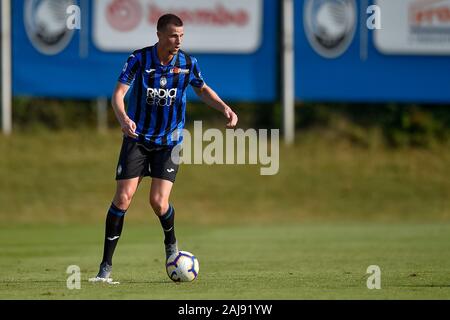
[157,45,174,66]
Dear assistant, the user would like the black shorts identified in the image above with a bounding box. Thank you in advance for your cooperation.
[115,137,179,183]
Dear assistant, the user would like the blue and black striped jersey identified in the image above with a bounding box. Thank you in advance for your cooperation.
[118,43,204,146]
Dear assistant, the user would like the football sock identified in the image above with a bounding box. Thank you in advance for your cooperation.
[159,204,176,245]
[101,203,126,266]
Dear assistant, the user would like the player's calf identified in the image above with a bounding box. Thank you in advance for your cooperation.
[158,204,178,260]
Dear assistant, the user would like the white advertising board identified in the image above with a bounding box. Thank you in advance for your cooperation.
[93,0,262,53]
[375,0,450,55]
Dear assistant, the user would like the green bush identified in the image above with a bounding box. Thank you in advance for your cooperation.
[10,97,450,147]
[296,102,450,147]
[13,97,98,130]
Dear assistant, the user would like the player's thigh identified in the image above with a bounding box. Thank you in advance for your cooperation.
[113,176,142,207]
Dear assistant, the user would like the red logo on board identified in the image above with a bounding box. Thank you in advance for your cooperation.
[106,0,143,32]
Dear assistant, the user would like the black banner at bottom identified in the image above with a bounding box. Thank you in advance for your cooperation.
[0,300,445,318]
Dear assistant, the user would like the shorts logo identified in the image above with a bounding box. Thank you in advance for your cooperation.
[304,0,357,59]
[117,164,122,175]
[146,88,177,107]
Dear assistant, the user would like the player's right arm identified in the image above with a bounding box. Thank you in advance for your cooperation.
[113,50,142,139]
[112,82,138,139]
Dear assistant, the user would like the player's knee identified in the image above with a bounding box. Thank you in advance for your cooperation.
[149,195,169,216]
[114,191,133,209]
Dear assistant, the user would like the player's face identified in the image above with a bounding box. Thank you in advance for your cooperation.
[158,25,184,56]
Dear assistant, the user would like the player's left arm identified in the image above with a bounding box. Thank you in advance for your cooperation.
[193,84,238,128]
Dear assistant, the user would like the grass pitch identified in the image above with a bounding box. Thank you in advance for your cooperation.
[1,129,449,299]
[1,129,450,225]
[1,223,450,299]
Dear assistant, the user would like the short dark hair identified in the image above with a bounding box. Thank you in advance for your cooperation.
[157,14,183,32]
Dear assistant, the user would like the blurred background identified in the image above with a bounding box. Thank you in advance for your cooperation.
[1,0,449,225]
[1,0,450,300]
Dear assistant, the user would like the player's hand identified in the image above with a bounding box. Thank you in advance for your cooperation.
[224,108,238,128]
[121,117,139,138]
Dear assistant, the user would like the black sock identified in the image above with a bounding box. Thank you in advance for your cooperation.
[159,205,176,245]
[101,203,126,266]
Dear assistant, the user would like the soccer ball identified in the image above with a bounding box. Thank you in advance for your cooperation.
[166,251,199,282]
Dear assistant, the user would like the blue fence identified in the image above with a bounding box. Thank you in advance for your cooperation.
[12,0,450,103]
[12,0,278,101]
[295,0,450,103]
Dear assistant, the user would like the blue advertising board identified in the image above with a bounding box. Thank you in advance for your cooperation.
[296,0,450,103]
[12,0,450,103]
[12,0,278,101]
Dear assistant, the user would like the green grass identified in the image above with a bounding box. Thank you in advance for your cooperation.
[1,223,450,299]
[0,129,449,224]
[0,129,450,299]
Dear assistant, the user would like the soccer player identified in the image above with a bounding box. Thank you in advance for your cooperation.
[90,14,238,282]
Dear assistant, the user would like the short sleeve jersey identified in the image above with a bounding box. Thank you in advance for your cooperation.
[118,43,204,146]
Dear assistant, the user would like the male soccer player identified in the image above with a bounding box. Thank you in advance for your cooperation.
[90,14,238,282]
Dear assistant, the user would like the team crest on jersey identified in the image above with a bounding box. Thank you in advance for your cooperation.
[160,77,167,88]
[170,68,189,74]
